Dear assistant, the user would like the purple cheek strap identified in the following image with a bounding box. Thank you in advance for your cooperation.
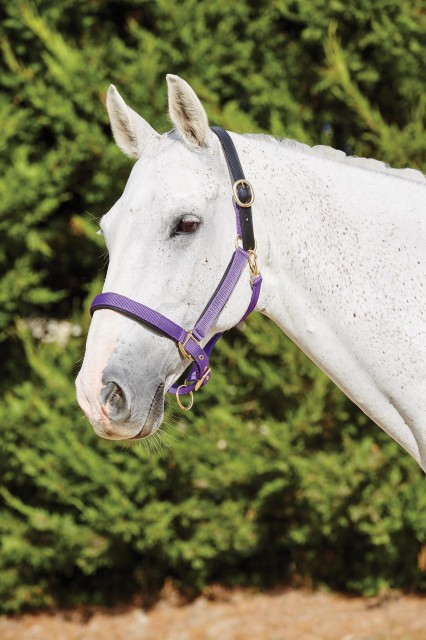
[90,126,262,410]
[90,250,262,409]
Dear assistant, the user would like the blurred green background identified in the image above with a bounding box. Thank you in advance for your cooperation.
[0,0,425,613]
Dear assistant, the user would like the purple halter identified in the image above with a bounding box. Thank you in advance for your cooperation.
[90,127,262,410]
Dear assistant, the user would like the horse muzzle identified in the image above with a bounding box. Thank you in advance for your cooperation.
[76,368,165,440]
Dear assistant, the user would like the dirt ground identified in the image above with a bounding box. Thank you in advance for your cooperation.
[1,588,425,640]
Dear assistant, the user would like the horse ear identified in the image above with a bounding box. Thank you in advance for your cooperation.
[106,85,157,159]
[167,74,209,147]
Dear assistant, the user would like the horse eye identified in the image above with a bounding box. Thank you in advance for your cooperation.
[174,217,200,235]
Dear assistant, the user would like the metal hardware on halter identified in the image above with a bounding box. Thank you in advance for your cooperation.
[235,236,257,251]
[247,249,259,283]
[194,367,211,392]
[234,237,259,285]
[176,385,194,411]
[178,331,202,361]
[90,126,262,413]
[233,179,255,208]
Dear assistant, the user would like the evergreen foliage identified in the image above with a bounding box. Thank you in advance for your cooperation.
[0,0,424,612]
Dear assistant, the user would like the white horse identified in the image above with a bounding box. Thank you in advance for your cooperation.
[76,75,426,472]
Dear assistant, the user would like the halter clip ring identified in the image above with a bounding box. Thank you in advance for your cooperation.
[176,386,194,411]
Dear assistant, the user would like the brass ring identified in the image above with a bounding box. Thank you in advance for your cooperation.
[233,179,255,208]
[235,235,258,251]
[176,386,194,411]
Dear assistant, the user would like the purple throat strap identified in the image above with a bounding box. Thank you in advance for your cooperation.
[90,127,262,409]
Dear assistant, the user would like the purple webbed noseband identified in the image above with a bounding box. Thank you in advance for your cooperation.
[90,127,262,410]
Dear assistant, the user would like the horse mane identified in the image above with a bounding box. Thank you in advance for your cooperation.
[243,134,426,185]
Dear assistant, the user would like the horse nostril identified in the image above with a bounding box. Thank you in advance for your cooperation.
[100,381,130,422]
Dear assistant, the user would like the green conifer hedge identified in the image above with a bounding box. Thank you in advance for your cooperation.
[0,0,424,612]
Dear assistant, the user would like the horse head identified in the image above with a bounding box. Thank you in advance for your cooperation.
[76,75,263,440]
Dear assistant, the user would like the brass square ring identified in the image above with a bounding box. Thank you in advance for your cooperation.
[178,331,202,360]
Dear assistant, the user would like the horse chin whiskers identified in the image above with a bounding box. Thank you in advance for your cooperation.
[128,382,165,440]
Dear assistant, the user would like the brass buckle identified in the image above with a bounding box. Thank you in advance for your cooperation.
[233,179,255,208]
[178,331,202,360]
[176,385,194,411]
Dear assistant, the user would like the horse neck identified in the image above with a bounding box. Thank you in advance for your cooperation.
[248,137,367,339]
[244,133,425,393]
[236,133,426,469]
[245,135,424,339]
